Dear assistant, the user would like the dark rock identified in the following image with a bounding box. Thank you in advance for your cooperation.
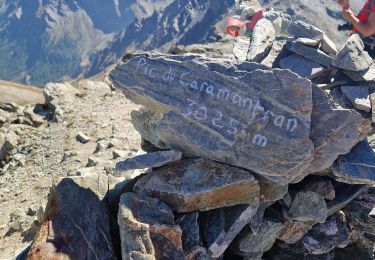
[287,20,324,40]
[332,34,373,72]
[302,176,335,201]
[134,159,260,212]
[341,85,371,112]
[176,212,209,259]
[326,182,366,216]
[118,192,184,259]
[285,191,327,223]
[342,187,375,249]
[27,173,117,260]
[201,204,259,258]
[230,220,284,258]
[285,41,333,67]
[110,54,315,185]
[247,18,275,63]
[250,202,272,234]
[303,85,371,176]
[115,150,182,171]
[301,212,350,254]
[332,140,375,185]
[280,54,324,79]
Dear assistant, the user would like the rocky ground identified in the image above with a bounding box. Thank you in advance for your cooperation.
[0,80,142,258]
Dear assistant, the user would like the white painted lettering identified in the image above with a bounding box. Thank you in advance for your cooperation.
[212,111,224,128]
[274,116,285,128]
[179,72,192,87]
[217,88,230,100]
[286,118,298,132]
[253,134,267,147]
[194,106,208,120]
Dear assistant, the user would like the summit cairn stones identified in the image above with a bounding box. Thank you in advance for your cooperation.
[109,54,314,184]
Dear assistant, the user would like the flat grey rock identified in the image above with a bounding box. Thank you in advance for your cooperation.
[332,139,375,185]
[344,62,375,81]
[134,159,259,212]
[261,39,287,68]
[332,34,373,72]
[201,204,259,258]
[110,54,314,185]
[247,18,275,63]
[287,20,324,40]
[370,92,375,122]
[115,150,182,171]
[341,85,371,112]
[118,192,184,260]
[285,41,333,67]
[280,54,324,78]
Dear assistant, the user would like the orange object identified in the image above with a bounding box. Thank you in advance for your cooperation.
[226,17,245,37]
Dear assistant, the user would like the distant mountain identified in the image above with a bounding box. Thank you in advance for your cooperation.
[0,0,235,86]
[0,0,349,86]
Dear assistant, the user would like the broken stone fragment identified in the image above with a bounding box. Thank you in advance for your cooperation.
[175,212,209,259]
[332,34,373,72]
[263,10,292,36]
[247,18,275,63]
[110,54,314,185]
[285,191,328,224]
[134,159,259,212]
[370,92,375,122]
[201,204,259,258]
[278,221,313,244]
[230,220,284,258]
[0,130,19,160]
[261,39,287,68]
[285,41,333,67]
[23,107,45,127]
[332,139,375,185]
[294,38,320,47]
[321,34,338,55]
[116,150,182,171]
[280,54,324,79]
[76,131,90,144]
[27,173,117,260]
[287,20,324,40]
[340,85,371,113]
[118,192,184,260]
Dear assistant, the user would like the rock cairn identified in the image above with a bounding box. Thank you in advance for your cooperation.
[26,11,375,260]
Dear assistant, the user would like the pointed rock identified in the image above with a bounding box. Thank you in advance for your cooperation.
[118,192,184,260]
[247,18,275,62]
[233,37,250,62]
[332,34,373,72]
[341,85,371,112]
[134,159,259,212]
[321,34,338,55]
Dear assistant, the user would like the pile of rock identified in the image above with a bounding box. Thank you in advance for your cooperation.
[25,12,375,260]
[0,102,44,173]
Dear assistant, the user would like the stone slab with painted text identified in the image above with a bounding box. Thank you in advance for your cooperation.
[109,54,314,184]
